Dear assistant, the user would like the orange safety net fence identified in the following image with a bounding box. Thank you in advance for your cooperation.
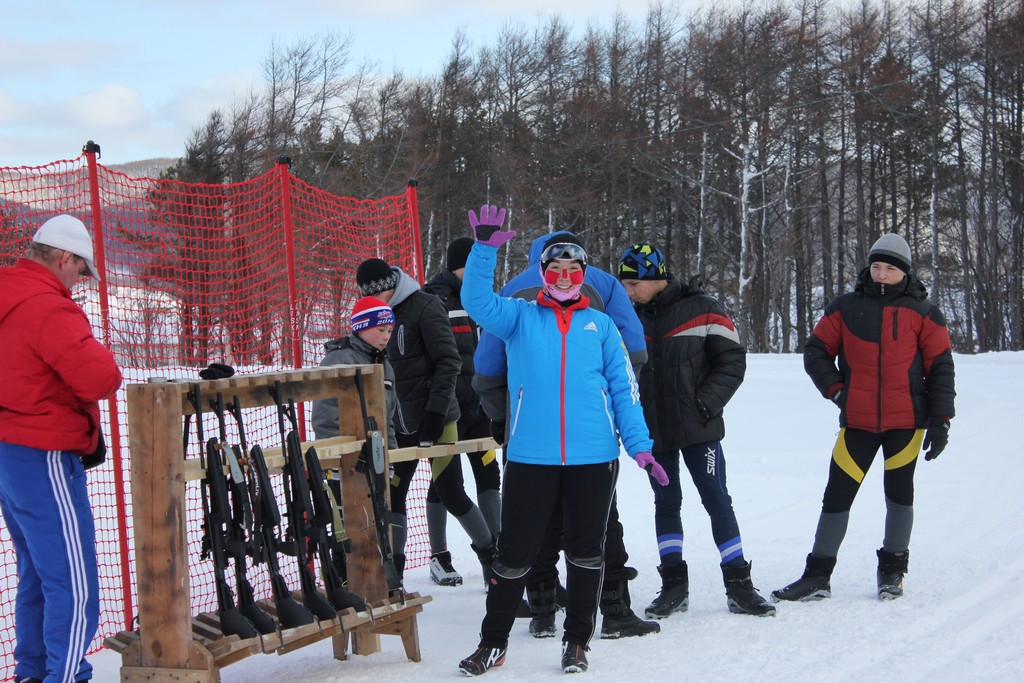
[0,151,430,678]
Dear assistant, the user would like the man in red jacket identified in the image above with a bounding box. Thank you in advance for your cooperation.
[773,233,955,603]
[0,215,122,683]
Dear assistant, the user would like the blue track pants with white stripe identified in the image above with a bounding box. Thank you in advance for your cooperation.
[0,443,98,683]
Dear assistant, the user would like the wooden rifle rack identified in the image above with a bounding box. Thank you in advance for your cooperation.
[106,365,497,682]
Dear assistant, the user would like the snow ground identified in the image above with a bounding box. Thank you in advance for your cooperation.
[89,352,1024,682]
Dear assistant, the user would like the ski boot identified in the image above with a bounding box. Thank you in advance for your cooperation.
[459,645,507,676]
[600,578,660,637]
[560,641,589,673]
[771,554,836,602]
[645,562,689,618]
[876,548,909,600]
[721,561,776,616]
[527,579,558,638]
[430,551,464,586]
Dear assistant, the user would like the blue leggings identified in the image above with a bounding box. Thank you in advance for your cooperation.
[650,442,744,568]
[0,444,98,683]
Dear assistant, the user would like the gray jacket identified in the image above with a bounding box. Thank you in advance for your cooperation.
[311,334,398,449]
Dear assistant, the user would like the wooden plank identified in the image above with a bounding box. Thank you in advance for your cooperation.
[389,438,498,463]
[103,630,140,655]
[276,619,342,655]
[120,667,216,683]
[337,367,390,604]
[189,615,222,642]
[251,630,284,653]
[180,434,497,480]
[119,639,217,682]
[337,607,373,632]
[364,604,425,629]
[128,382,194,669]
[356,593,431,627]
[169,365,385,416]
[206,637,261,667]
[181,435,362,482]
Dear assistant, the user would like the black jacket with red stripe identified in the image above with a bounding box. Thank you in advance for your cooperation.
[634,275,746,451]
[804,268,956,432]
[424,269,483,423]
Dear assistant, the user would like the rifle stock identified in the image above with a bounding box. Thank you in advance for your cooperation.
[191,385,258,639]
[248,443,317,628]
[211,393,277,635]
[271,382,338,621]
[227,395,314,630]
[305,445,367,611]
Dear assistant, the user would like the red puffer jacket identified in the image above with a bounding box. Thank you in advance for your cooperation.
[804,268,955,432]
[0,259,122,453]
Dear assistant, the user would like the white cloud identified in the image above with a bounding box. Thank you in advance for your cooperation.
[0,91,33,125]
[0,36,128,80]
[66,85,150,129]
[163,68,259,122]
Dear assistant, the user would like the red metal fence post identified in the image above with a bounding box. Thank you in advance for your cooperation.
[276,157,307,437]
[84,141,135,631]
[406,179,424,284]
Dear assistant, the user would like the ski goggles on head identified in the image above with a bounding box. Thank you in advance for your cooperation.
[540,242,588,265]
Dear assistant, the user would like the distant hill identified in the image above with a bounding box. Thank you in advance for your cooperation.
[108,158,178,179]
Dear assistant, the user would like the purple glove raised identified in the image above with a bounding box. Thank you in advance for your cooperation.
[636,451,669,486]
[468,204,516,247]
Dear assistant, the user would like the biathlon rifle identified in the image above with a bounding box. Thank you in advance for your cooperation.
[228,395,314,629]
[210,392,276,635]
[270,381,338,621]
[190,383,258,639]
[304,443,367,611]
[354,369,404,599]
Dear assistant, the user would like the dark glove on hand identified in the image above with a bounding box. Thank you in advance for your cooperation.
[418,410,446,446]
[694,396,714,422]
[490,419,506,445]
[830,387,844,405]
[923,417,951,461]
[81,432,106,470]
[199,362,235,380]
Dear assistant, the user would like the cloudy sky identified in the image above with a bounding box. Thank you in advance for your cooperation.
[1,0,710,168]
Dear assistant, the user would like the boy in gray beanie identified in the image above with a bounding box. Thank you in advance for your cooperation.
[774,232,956,603]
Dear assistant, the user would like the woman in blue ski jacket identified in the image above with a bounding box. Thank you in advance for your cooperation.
[456,205,667,677]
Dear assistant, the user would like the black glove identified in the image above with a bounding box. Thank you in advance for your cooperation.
[81,432,106,470]
[830,387,844,405]
[923,418,951,461]
[418,410,446,446]
[694,396,714,423]
[490,419,506,445]
[199,362,235,380]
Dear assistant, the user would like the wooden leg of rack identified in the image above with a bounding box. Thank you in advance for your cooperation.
[120,639,219,682]
[398,614,422,663]
[332,631,350,661]
[351,631,381,656]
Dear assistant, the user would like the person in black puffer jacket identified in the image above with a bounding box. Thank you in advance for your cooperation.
[355,257,494,582]
[618,243,775,619]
